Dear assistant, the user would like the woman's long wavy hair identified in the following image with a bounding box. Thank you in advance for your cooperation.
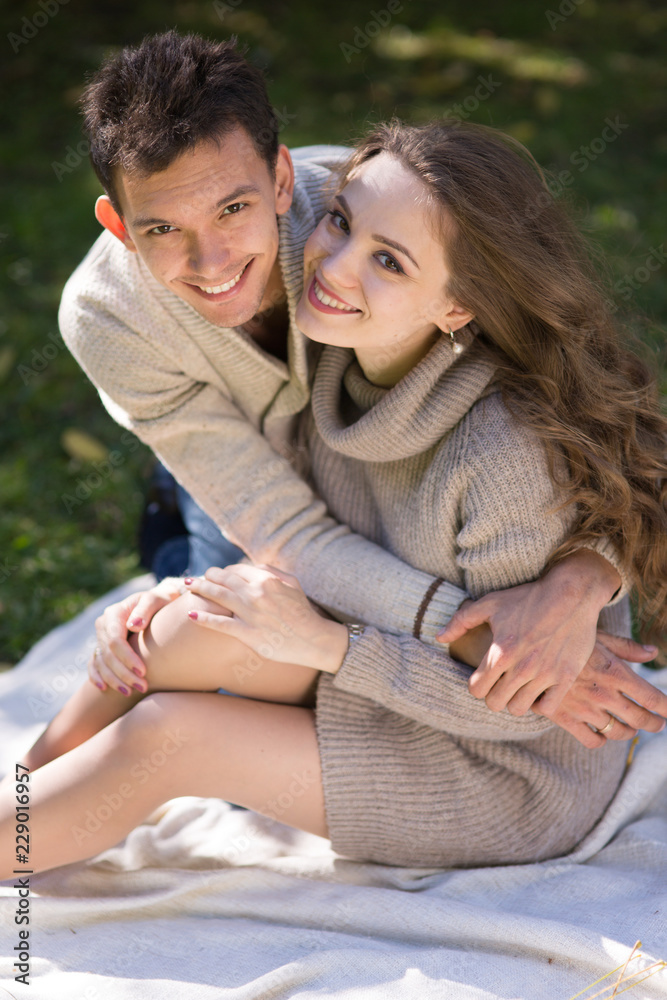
[340,119,667,649]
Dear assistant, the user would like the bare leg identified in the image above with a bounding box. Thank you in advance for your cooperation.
[16,591,321,774]
[0,691,327,879]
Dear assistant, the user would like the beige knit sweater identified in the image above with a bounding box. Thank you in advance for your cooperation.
[58,151,471,641]
[309,339,630,868]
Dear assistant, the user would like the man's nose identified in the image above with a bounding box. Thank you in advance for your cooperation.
[187,233,233,279]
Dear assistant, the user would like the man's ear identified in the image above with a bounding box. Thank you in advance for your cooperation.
[94,196,137,251]
[273,145,295,216]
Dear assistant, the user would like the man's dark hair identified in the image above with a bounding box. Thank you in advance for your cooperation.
[81,30,279,214]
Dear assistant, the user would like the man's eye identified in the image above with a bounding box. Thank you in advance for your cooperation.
[376,252,403,274]
[327,209,350,233]
[150,225,177,235]
[222,202,247,215]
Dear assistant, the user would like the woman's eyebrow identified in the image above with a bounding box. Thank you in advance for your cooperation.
[336,194,419,269]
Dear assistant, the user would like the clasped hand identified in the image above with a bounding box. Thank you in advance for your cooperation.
[184,563,349,674]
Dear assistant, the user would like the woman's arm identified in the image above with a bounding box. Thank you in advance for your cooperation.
[184,565,665,748]
[185,396,667,746]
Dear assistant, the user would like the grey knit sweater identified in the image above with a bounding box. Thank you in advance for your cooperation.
[309,339,630,868]
[58,150,472,641]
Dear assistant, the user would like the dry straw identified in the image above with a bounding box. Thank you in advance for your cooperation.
[568,940,667,999]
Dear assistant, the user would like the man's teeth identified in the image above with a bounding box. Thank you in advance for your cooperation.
[314,279,357,312]
[201,267,245,294]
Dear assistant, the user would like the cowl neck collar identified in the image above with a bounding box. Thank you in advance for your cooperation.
[311,333,496,462]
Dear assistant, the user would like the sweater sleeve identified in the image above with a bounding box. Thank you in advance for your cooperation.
[329,396,575,740]
[59,279,466,637]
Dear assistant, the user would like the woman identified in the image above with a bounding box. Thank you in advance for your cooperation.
[2,120,666,874]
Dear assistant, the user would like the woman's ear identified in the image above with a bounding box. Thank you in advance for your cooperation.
[273,145,295,217]
[439,302,475,334]
[94,196,137,251]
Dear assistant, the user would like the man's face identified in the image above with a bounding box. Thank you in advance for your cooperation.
[109,129,294,328]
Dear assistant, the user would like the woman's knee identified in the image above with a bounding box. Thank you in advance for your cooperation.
[128,592,230,682]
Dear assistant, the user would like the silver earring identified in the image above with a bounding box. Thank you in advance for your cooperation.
[449,327,464,355]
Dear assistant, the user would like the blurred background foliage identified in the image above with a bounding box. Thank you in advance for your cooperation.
[0,0,665,664]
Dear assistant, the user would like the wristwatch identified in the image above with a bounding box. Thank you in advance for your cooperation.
[345,623,366,642]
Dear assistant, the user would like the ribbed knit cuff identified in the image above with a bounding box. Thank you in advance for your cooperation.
[574,540,630,605]
[413,579,467,652]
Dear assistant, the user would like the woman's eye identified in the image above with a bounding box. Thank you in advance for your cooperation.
[150,225,177,235]
[327,209,350,233]
[222,202,246,215]
[376,252,402,273]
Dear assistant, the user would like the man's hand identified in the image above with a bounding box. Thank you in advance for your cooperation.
[534,633,667,749]
[437,550,635,715]
[450,623,665,749]
[89,580,183,694]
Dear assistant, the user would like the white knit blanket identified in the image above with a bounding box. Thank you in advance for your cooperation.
[1,576,666,999]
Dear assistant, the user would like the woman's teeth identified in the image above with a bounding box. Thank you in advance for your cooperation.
[201,266,246,294]
[314,278,357,312]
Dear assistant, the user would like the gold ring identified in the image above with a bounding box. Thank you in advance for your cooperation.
[596,715,616,736]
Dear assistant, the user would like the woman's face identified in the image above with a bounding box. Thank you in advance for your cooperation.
[296,152,473,385]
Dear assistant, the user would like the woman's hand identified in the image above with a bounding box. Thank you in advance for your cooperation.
[185,564,350,674]
[88,579,185,694]
[437,551,639,716]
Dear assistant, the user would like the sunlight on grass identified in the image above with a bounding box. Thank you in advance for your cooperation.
[377,27,591,85]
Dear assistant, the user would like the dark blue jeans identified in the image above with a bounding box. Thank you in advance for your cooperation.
[150,466,244,581]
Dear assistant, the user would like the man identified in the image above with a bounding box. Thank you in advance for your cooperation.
[60,30,665,742]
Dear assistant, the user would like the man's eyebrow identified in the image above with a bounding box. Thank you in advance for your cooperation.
[132,185,261,230]
[335,193,419,270]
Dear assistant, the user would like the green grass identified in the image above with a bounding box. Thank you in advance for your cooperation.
[1,0,665,663]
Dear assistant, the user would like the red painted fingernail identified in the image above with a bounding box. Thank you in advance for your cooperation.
[132,683,145,692]
[184,577,193,585]
[118,685,129,696]
[95,681,104,690]
[188,610,198,620]
[130,617,143,627]
[132,667,143,677]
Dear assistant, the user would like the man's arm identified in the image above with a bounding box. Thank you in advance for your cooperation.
[60,286,467,638]
[60,264,623,685]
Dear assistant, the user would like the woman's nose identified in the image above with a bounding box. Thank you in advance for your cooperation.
[318,241,358,290]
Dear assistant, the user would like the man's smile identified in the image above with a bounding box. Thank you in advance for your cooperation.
[181,260,253,301]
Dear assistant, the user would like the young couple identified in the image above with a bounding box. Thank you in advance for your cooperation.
[2,31,666,877]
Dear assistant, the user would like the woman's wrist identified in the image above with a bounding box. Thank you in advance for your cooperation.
[316,621,353,674]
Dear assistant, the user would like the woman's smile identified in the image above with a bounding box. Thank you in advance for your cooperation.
[307,275,361,314]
